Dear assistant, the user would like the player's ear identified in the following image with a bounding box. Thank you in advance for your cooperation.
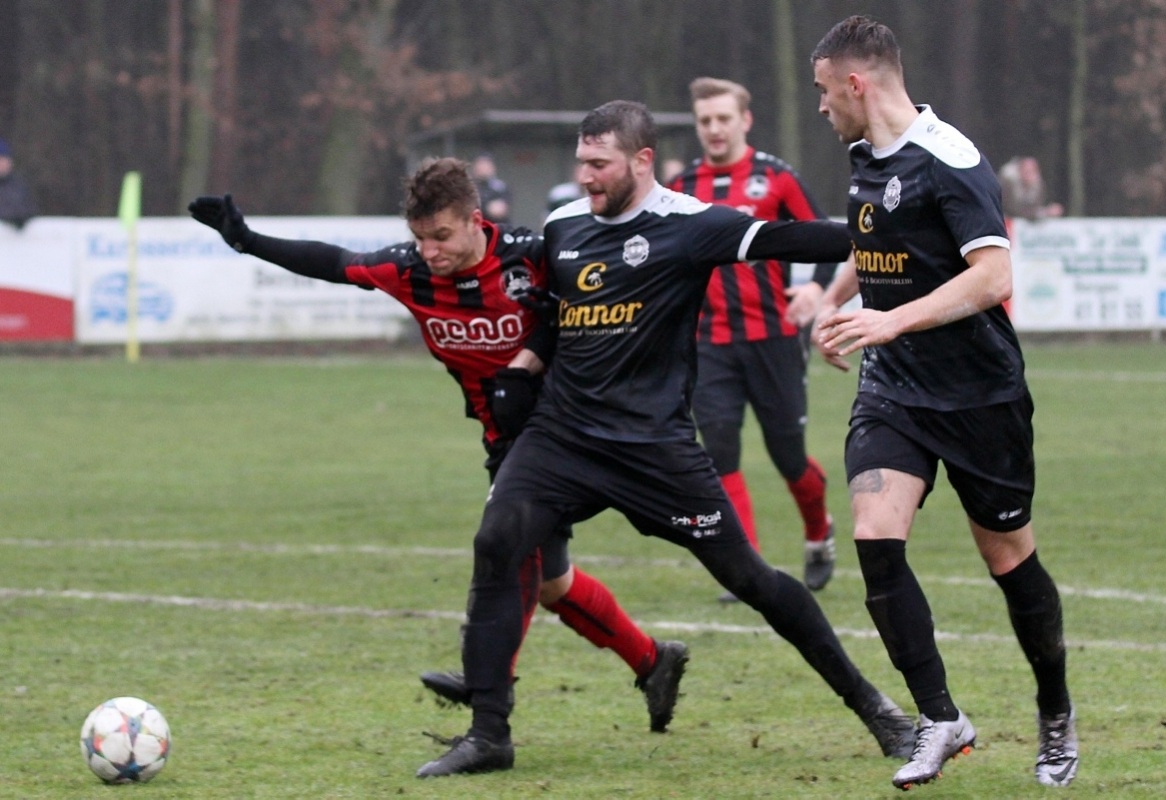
[634,147,655,177]
[848,71,864,96]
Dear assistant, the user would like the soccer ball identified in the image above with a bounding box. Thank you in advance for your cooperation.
[79,696,171,783]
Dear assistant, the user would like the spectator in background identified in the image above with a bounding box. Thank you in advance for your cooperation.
[0,137,37,230]
[998,156,1063,221]
[471,152,512,224]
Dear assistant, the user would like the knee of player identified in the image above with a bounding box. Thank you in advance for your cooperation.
[473,500,540,562]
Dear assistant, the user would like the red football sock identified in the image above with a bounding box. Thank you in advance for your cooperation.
[720,470,760,551]
[787,457,830,542]
[511,549,542,677]
[546,567,657,677]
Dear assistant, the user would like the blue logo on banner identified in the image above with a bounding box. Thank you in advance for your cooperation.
[91,273,174,323]
[1159,290,1166,319]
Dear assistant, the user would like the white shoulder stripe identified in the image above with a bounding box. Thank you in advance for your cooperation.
[907,108,980,169]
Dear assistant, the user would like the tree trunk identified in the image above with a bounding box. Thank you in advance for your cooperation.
[166,0,184,205]
[180,0,216,203]
[1067,0,1087,215]
[317,0,397,215]
[772,0,800,169]
[208,0,240,193]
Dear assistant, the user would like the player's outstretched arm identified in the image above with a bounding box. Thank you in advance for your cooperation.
[746,219,852,266]
[188,194,351,284]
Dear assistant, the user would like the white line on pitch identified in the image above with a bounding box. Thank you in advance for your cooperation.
[1,586,1162,654]
[2,537,1163,606]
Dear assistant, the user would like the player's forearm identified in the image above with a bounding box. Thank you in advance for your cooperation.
[244,233,352,283]
[746,220,852,265]
[820,256,859,311]
[507,347,546,374]
[888,246,1012,334]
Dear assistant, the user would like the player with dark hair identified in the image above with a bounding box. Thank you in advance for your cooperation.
[415,101,916,779]
[810,15,1077,789]
[187,156,688,737]
[670,77,838,597]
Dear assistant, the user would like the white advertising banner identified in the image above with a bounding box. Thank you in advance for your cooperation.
[0,218,77,339]
[73,216,413,343]
[4,215,1165,343]
[1009,217,1166,332]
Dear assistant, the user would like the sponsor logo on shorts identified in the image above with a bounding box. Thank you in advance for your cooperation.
[672,509,723,538]
[997,507,1024,522]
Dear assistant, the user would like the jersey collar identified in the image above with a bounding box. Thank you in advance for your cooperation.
[870,104,933,160]
[592,182,666,226]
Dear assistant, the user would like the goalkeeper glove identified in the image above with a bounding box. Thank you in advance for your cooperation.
[188,193,255,252]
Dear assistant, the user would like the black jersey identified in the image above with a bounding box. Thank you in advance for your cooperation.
[848,105,1025,410]
[537,184,847,443]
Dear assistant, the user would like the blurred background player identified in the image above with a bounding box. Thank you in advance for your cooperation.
[188,157,687,735]
[669,77,838,596]
[470,152,512,224]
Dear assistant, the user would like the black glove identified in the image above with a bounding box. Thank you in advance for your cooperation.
[188,193,254,253]
[517,286,561,328]
[489,368,542,439]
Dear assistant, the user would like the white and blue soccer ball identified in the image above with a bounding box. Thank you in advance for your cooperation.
[79,696,171,783]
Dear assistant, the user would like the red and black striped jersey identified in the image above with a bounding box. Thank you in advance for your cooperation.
[669,147,835,344]
[247,221,546,447]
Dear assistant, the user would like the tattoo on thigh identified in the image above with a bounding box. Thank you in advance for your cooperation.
[849,469,884,497]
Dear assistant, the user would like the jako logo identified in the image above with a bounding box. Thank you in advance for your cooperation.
[427,313,523,347]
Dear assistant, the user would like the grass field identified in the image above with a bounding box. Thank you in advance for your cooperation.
[1,340,1164,798]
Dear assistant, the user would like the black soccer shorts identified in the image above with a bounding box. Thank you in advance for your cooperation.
[845,391,1036,532]
[691,336,808,436]
[490,417,752,554]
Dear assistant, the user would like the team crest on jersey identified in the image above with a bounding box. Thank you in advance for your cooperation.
[500,265,534,301]
[883,176,902,212]
[623,235,650,267]
[745,174,769,200]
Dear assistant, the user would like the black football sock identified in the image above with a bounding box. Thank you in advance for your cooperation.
[857,538,958,722]
[462,584,523,742]
[992,550,1071,717]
